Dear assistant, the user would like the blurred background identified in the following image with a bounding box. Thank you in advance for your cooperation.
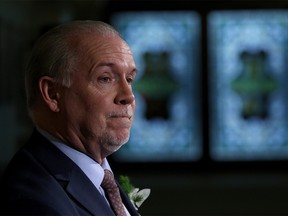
[1,0,288,215]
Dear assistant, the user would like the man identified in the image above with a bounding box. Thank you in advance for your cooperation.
[0,20,139,216]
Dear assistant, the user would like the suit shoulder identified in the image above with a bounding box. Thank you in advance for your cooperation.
[0,136,78,215]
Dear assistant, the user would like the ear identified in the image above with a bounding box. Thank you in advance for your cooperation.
[39,76,61,112]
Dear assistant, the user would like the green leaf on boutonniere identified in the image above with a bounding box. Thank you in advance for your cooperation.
[119,175,151,211]
[119,175,134,194]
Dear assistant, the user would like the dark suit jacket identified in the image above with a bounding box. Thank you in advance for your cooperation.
[0,129,139,216]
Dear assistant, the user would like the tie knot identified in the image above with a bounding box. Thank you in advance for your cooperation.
[101,170,118,191]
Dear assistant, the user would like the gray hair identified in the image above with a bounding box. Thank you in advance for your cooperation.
[25,20,120,111]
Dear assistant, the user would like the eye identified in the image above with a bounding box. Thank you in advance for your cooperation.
[127,77,133,84]
[127,75,135,85]
[99,76,112,83]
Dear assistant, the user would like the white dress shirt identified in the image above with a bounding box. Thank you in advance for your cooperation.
[37,128,130,216]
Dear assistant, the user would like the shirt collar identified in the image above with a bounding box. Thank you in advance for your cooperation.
[37,128,112,190]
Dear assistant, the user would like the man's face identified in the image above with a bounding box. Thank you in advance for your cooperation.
[59,35,137,160]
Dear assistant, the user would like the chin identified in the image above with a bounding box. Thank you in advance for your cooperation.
[100,130,130,154]
[114,130,130,143]
[103,141,127,156]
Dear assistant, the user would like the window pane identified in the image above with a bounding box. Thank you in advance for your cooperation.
[209,10,288,160]
[111,11,202,162]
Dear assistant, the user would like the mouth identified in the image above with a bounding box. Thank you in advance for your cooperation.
[108,111,133,120]
[110,115,132,120]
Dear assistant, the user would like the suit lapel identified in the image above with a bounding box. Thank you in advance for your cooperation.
[118,184,139,216]
[26,130,115,216]
[66,167,115,215]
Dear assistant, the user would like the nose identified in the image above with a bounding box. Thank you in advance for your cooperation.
[114,81,135,105]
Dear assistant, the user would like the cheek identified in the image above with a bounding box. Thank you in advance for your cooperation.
[84,96,110,121]
[61,90,96,120]
[62,83,115,124]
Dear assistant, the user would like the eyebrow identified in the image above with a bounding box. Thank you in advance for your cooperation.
[97,62,137,75]
[130,68,138,76]
[98,62,114,67]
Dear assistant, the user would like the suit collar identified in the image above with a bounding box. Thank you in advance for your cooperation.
[26,129,116,215]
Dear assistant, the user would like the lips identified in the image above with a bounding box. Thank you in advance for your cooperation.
[110,115,132,120]
[107,111,133,128]
[108,110,133,120]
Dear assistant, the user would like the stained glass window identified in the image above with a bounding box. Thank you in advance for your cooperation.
[209,11,288,160]
[111,12,202,162]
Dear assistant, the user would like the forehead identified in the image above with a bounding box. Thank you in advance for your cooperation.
[72,34,136,77]
[80,34,134,62]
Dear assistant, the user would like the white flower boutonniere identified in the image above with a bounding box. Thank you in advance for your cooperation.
[119,175,151,211]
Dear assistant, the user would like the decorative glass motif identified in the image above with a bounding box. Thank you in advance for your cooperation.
[111,12,202,161]
[209,11,288,160]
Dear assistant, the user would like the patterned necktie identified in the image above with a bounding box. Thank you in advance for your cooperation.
[101,169,126,216]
